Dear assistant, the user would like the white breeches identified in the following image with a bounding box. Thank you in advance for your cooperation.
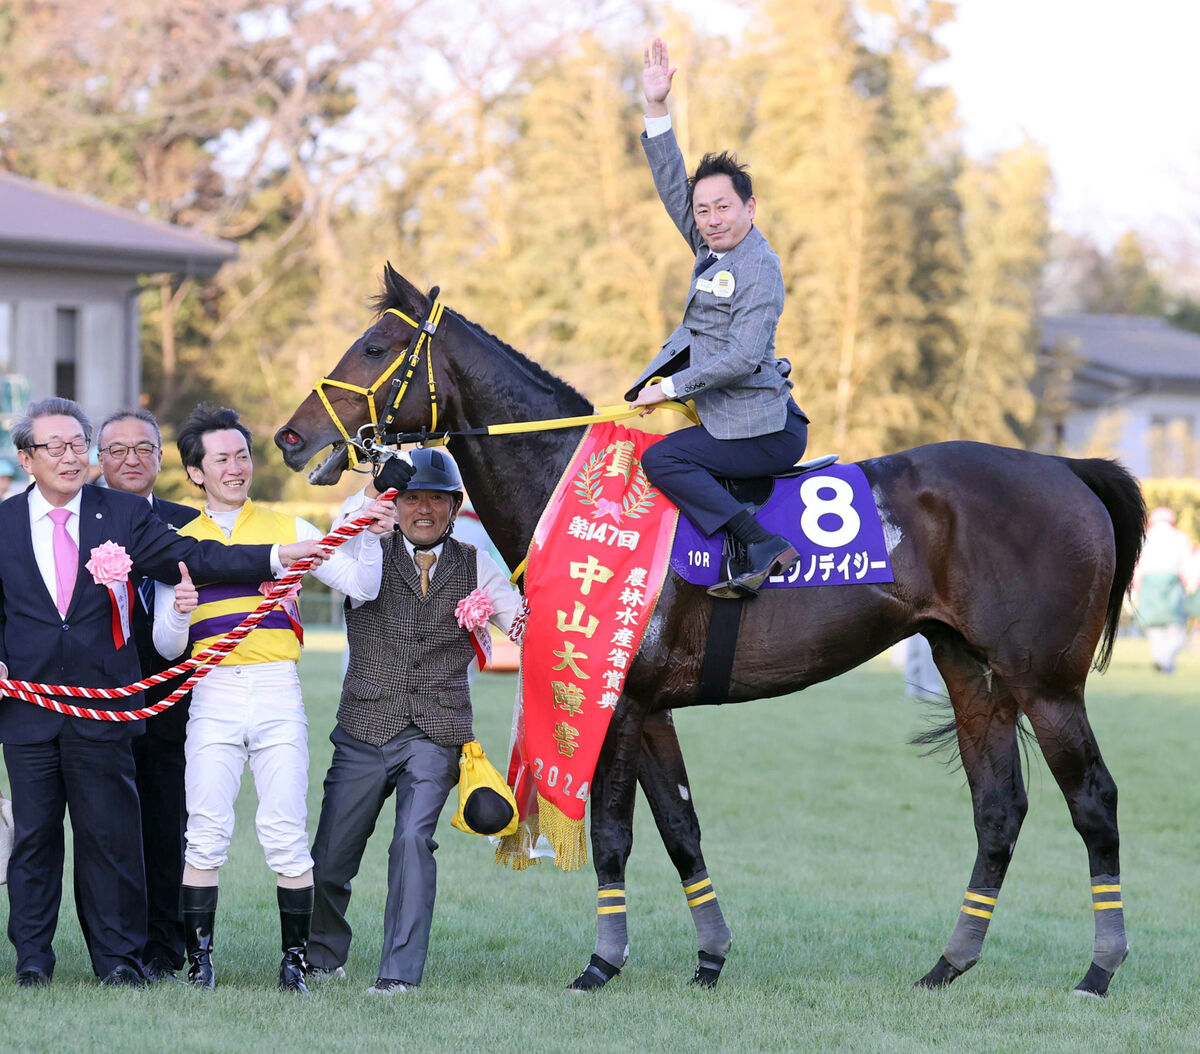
[184,660,314,877]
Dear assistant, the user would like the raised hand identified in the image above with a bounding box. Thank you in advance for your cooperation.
[643,37,676,109]
[174,562,199,614]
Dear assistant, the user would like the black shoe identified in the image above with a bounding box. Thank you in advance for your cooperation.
[182,885,218,990]
[277,885,313,994]
[100,964,147,988]
[707,535,798,599]
[143,959,183,984]
[365,977,411,995]
[279,948,309,994]
[16,967,50,988]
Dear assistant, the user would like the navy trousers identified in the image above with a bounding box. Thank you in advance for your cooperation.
[4,731,147,978]
[641,406,808,536]
[131,730,187,969]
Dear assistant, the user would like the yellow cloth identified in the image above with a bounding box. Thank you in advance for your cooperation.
[179,500,300,665]
[451,741,519,837]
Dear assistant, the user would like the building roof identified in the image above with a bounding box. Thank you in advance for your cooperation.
[1039,314,1200,407]
[0,169,237,277]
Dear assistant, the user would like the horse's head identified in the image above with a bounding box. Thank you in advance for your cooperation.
[275,263,439,484]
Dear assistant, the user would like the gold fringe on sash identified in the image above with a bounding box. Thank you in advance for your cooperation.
[494,815,541,871]
[534,794,588,872]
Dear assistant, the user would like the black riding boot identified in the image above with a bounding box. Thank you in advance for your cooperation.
[277,885,313,993]
[182,885,218,989]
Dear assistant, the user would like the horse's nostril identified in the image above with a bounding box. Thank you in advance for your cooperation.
[281,429,302,447]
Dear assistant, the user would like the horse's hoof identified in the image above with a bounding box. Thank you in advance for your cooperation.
[689,952,726,989]
[1072,961,1115,998]
[913,955,964,989]
[565,954,620,993]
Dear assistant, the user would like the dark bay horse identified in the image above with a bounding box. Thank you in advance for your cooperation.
[276,265,1144,997]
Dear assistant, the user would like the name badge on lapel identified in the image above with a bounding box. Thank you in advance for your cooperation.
[696,271,735,297]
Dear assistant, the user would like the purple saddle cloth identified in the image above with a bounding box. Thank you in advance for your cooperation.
[669,462,896,589]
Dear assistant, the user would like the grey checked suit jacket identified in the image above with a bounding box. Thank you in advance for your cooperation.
[625,129,802,440]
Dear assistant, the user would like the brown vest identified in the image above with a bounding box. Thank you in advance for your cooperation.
[339,536,479,747]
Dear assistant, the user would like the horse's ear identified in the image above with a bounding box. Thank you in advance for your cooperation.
[383,261,403,297]
[380,261,429,313]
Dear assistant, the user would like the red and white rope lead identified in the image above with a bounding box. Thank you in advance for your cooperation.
[0,490,396,721]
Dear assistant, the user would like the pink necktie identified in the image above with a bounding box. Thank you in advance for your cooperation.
[48,507,77,617]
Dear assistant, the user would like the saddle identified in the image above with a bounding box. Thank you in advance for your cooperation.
[715,454,841,584]
[717,453,840,512]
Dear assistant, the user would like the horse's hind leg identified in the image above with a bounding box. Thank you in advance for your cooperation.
[1012,689,1127,997]
[916,639,1028,990]
[636,709,732,987]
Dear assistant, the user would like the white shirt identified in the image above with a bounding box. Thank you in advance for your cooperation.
[27,486,83,615]
[336,488,522,633]
[642,112,724,402]
[152,508,382,660]
[1135,522,1194,582]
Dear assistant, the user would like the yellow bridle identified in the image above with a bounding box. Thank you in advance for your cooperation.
[312,299,446,469]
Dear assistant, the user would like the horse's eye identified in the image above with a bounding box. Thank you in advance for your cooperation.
[364,344,386,358]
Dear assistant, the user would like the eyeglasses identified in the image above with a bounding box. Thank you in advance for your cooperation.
[25,438,90,458]
[99,442,160,460]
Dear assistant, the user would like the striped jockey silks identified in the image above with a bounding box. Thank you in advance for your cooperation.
[179,501,301,665]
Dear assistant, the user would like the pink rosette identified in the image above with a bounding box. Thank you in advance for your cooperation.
[86,542,133,587]
[455,587,494,630]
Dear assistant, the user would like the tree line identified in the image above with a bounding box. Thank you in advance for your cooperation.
[0,0,1051,499]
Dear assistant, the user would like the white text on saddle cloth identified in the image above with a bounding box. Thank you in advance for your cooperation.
[669,465,896,589]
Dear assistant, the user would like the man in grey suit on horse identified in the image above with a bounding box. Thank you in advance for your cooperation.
[627,38,809,599]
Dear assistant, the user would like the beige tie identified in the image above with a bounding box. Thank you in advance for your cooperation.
[414,550,436,597]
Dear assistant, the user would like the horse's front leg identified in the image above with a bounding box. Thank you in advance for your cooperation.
[637,708,732,987]
[565,698,645,992]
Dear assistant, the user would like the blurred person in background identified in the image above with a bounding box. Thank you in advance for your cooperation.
[1133,506,1192,674]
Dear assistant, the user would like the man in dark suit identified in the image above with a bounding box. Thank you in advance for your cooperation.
[97,409,199,982]
[0,397,325,987]
[625,38,809,599]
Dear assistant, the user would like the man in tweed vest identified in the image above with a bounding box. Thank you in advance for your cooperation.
[308,448,521,996]
[626,38,810,599]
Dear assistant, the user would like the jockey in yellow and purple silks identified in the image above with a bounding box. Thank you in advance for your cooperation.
[152,402,394,994]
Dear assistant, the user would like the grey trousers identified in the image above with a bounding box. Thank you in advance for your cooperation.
[309,723,459,985]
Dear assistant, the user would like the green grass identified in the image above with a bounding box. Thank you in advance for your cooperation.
[2,632,1199,1052]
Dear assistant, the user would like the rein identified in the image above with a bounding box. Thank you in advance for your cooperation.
[308,290,700,461]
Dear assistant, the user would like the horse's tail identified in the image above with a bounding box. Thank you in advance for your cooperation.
[1055,456,1146,672]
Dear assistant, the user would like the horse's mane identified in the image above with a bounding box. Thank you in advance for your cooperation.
[369,275,592,414]
[450,311,592,412]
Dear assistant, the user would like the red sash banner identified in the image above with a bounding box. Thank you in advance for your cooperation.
[495,422,678,871]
